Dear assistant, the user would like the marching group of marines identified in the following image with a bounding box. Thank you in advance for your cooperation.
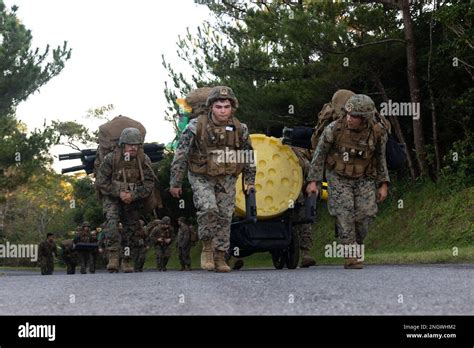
[39,86,389,274]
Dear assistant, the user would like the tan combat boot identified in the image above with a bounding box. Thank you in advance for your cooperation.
[214,250,231,273]
[121,258,134,273]
[106,249,119,273]
[344,257,363,269]
[300,250,317,268]
[200,239,215,271]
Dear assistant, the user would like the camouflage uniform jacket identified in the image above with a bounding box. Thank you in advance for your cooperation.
[60,240,79,262]
[130,228,149,248]
[73,231,92,244]
[95,151,155,201]
[307,121,390,186]
[38,240,57,259]
[149,225,175,246]
[170,115,256,188]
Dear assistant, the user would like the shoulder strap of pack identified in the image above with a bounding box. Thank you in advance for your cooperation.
[112,147,122,174]
[314,103,334,135]
[373,122,384,144]
[194,114,208,153]
[137,148,145,181]
[232,117,242,148]
[143,155,158,181]
[333,117,346,147]
[369,117,384,144]
[374,111,391,134]
[195,114,205,139]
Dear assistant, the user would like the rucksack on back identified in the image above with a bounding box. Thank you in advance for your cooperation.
[311,89,356,150]
[311,91,405,171]
[185,87,212,119]
[310,102,338,149]
[93,115,163,212]
[93,115,147,176]
[311,90,393,149]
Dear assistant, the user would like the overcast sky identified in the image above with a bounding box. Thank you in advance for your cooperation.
[4,0,211,172]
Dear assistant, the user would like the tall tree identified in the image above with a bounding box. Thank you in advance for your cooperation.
[0,1,71,233]
[0,1,71,191]
[366,0,429,176]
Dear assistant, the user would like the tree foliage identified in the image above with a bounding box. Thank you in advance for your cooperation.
[0,1,71,192]
[163,0,473,180]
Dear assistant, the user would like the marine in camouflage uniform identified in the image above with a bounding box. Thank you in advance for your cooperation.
[130,219,149,272]
[170,86,256,273]
[38,233,57,275]
[148,217,174,271]
[291,146,317,268]
[95,127,156,273]
[73,221,95,274]
[90,230,100,269]
[60,239,79,274]
[306,94,390,269]
[97,226,109,266]
[176,217,192,271]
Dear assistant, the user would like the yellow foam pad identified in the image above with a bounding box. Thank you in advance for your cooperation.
[235,134,303,219]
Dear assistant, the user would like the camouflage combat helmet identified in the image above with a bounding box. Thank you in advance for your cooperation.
[82,221,91,228]
[161,216,171,224]
[332,89,355,118]
[118,127,143,146]
[344,94,375,119]
[177,217,186,223]
[205,86,238,108]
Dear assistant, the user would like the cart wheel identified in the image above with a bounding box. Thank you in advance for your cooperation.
[271,250,286,269]
[285,230,300,269]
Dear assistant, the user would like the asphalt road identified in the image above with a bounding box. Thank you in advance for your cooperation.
[0,264,472,315]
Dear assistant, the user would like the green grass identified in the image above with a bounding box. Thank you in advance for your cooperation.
[364,246,474,264]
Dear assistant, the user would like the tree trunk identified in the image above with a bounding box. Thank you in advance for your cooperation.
[427,5,441,179]
[372,73,417,180]
[400,0,429,177]
[370,0,430,177]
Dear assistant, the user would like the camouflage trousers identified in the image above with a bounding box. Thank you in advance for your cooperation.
[326,169,378,245]
[293,193,313,251]
[78,251,95,274]
[131,246,147,271]
[188,171,237,252]
[64,258,77,274]
[155,245,171,258]
[39,256,54,275]
[102,196,141,258]
[155,245,171,269]
[178,245,191,266]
